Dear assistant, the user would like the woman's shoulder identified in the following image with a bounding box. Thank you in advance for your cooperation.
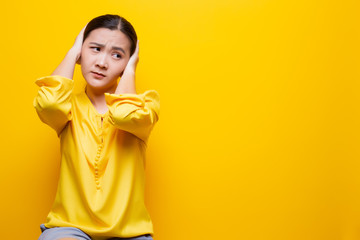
[142,90,160,102]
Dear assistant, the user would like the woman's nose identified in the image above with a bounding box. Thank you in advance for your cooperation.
[96,53,108,69]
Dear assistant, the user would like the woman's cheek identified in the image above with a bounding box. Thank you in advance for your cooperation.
[118,62,127,73]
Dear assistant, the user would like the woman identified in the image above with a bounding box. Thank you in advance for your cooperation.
[34,14,159,240]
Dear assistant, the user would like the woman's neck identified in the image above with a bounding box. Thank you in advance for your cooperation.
[85,84,117,114]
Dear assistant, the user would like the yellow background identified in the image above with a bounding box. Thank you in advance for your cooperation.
[1,0,360,239]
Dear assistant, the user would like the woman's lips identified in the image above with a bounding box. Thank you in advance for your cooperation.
[91,72,106,79]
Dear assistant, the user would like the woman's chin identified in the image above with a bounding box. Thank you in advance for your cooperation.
[85,80,117,93]
[85,80,101,88]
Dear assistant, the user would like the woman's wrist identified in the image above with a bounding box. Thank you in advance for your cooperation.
[68,47,80,63]
[115,73,136,94]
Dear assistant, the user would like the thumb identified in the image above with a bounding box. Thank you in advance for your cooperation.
[76,55,81,65]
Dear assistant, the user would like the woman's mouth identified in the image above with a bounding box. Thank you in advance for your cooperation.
[91,71,106,79]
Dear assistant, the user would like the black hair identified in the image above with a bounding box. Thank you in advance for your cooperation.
[83,14,137,56]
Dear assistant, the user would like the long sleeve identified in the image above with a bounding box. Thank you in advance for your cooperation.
[104,90,160,143]
[33,75,74,136]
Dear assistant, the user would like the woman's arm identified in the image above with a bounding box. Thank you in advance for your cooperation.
[33,75,74,136]
[51,49,78,79]
[114,40,139,94]
[51,25,87,79]
[105,89,160,143]
[106,41,160,143]
[33,25,87,136]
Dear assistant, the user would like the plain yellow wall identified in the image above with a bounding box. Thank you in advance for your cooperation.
[1,0,360,239]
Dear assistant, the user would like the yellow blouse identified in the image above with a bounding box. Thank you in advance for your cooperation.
[33,75,160,240]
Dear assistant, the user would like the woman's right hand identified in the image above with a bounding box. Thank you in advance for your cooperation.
[51,24,87,78]
[72,24,87,65]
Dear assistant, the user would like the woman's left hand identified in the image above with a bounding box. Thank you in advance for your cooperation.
[115,40,139,94]
[123,40,139,75]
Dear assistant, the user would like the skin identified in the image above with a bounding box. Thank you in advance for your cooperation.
[51,23,139,116]
[47,23,140,239]
[79,27,136,114]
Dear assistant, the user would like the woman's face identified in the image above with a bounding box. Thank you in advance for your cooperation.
[80,27,131,92]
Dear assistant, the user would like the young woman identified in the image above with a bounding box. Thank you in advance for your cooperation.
[34,14,159,240]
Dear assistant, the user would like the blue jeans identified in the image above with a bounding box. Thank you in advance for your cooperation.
[38,224,153,240]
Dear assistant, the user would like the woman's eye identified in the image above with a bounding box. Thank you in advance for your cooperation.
[113,53,122,59]
[91,47,100,51]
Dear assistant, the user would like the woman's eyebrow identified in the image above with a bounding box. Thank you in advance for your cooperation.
[89,42,125,54]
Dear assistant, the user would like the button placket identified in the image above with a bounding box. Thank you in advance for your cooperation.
[94,142,103,190]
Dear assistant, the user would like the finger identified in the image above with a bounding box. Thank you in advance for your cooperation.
[76,55,81,65]
[81,23,88,32]
[79,24,87,39]
[128,40,139,62]
[134,40,139,56]
[77,24,88,41]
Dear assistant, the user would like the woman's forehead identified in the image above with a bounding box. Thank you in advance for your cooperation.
[87,28,130,46]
